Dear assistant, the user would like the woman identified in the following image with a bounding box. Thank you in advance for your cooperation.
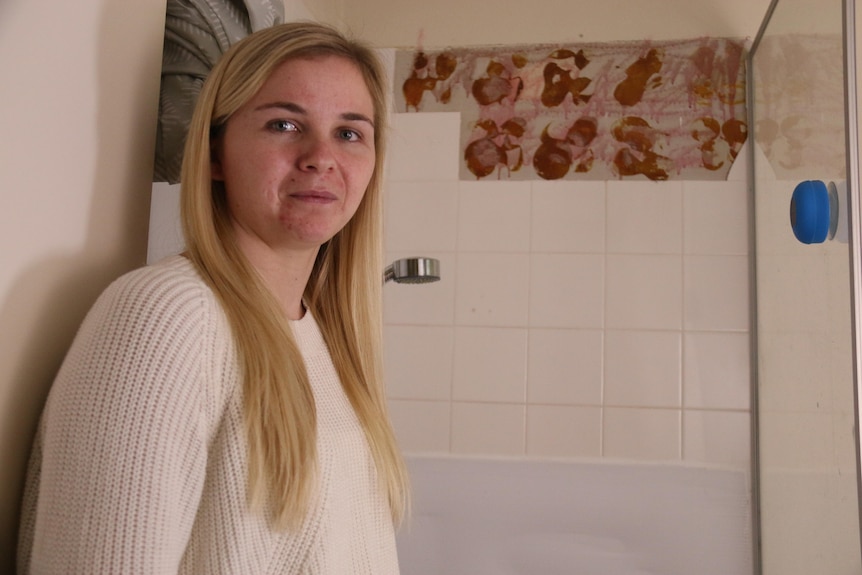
[18,22,409,574]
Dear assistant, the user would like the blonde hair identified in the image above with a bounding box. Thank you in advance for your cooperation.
[179,21,408,530]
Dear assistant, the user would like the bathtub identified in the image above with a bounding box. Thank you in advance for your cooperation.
[396,455,753,575]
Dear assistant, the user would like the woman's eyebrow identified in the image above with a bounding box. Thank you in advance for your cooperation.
[254,102,374,128]
[255,101,305,114]
[341,112,375,127]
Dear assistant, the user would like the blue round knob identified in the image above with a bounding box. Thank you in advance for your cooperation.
[790,180,830,244]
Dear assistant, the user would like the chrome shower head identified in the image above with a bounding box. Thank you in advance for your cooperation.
[384,257,441,284]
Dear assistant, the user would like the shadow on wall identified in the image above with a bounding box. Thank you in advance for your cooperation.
[0,1,160,570]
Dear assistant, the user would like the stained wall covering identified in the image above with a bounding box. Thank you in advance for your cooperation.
[751,33,845,181]
[394,38,747,181]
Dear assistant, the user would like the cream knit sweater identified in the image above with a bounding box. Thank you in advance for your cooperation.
[18,256,399,574]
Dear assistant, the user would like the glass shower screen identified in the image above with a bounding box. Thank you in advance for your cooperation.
[750,0,862,572]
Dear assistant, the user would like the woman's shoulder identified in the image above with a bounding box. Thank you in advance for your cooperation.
[99,255,217,320]
[68,255,236,428]
[108,254,207,296]
[72,255,231,356]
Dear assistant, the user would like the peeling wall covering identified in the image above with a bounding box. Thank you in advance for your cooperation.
[394,38,747,181]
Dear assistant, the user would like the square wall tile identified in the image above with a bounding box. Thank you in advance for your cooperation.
[604,330,681,408]
[684,332,751,410]
[384,325,454,401]
[755,253,834,334]
[531,180,605,253]
[684,255,750,331]
[458,181,531,252]
[526,405,602,458]
[455,253,530,326]
[683,410,750,469]
[388,399,451,454]
[759,411,835,471]
[683,180,749,256]
[606,254,682,330]
[451,402,526,456]
[603,407,681,461]
[758,250,849,344]
[759,470,861,575]
[384,251,455,325]
[529,254,604,328]
[527,328,602,405]
[755,332,835,413]
[387,112,461,181]
[607,180,682,254]
[755,177,799,257]
[452,327,527,403]
[385,181,459,252]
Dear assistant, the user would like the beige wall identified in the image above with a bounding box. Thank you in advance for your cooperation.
[336,0,771,47]
[0,0,166,569]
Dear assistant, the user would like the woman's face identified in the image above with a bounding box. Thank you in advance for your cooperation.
[213,55,376,257]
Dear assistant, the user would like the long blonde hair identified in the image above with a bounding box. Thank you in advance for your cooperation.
[179,21,408,530]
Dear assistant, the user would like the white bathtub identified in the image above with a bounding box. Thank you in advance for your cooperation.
[396,455,753,575]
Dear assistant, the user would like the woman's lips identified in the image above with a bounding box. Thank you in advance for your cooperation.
[290,190,337,203]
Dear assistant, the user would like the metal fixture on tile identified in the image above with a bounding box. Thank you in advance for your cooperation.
[383,257,441,284]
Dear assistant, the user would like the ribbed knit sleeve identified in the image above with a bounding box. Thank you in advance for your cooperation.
[19,257,232,574]
[19,257,399,574]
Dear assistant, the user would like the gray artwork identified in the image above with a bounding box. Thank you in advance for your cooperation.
[154,0,284,183]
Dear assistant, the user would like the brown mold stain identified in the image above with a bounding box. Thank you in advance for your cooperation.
[614,48,663,107]
[541,49,593,107]
[567,117,598,173]
[472,60,524,106]
[612,116,671,180]
[465,118,526,179]
[532,116,599,180]
[533,125,573,180]
[690,116,725,171]
[403,51,459,110]
[722,118,747,156]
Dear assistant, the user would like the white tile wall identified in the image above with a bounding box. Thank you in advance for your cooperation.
[454,253,530,326]
[604,329,681,408]
[451,402,526,455]
[529,254,605,328]
[383,111,751,469]
[684,181,749,255]
[531,181,605,253]
[458,181,531,252]
[684,332,750,410]
[452,327,527,403]
[384,181,459,252]
[607,180,683,254]
[606,254,683,330]
[526,405,602,458]
[603,407,681,460]
[526,328,602,405]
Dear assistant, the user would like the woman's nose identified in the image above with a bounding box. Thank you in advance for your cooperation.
[298,136,336,172]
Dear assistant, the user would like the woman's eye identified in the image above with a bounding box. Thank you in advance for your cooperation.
[338,128,361,142]
[270,119,298,132]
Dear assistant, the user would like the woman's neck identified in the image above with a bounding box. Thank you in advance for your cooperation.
[237,240,317,320]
